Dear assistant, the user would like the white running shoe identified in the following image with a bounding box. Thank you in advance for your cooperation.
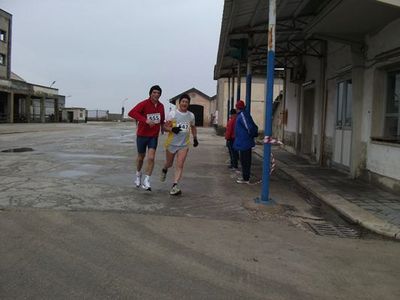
[135,173,142,188]
[169,184,181,195]
[236,178,250,184]
[142,176,151,191]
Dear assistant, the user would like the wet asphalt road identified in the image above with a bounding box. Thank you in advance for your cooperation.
[0,122,399,299]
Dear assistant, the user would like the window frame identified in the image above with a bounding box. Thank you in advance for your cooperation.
[0,30,5,42]
[383,70,400,140]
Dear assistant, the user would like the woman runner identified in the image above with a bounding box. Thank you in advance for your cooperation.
[160,93,199,195]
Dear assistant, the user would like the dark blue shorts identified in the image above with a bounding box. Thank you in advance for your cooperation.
[136,136,158,154]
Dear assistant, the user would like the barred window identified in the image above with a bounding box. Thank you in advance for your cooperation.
[0,54,5,65]
[384,71,400,140]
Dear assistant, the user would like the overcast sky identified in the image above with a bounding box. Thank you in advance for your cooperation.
[1,0,223,113]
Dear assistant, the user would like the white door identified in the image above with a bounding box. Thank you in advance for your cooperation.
[333,80,352,169]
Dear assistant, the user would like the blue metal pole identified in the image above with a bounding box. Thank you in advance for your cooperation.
[261,0,276,204]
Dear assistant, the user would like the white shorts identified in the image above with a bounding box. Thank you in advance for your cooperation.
[166,145,188,154]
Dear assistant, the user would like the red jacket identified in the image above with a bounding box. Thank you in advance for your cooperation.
[128,98,165,137]
[225,114,237,140]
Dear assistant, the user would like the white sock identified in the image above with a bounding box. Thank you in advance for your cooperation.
[136,171,142,177]
[144,175,150,181]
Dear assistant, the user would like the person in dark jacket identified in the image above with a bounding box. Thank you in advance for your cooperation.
[233,100,258,184]
[225,108,239,170]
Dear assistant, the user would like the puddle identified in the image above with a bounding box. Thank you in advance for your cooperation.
[1,147,34,153]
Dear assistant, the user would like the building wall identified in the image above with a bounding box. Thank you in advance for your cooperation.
[62,109,86,122]
[283,52,325,158]
[216,76,283,131]
[186,91,212,126]
[281,17,400,189]
[324,42,353,165]
[363,17,400,183]
[0,10,11,79]
[216,77,234,128]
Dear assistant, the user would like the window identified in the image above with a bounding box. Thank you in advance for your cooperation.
[336,80,352,128]
[0,30,5,42]
[0,54,5,65]
[384,71,400,139]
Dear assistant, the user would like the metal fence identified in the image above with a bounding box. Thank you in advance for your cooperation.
[86,110,109,121]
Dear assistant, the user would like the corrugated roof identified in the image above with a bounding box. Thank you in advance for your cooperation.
[214,0,400,79]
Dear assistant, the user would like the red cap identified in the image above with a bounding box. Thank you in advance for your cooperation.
[235,100,245,110]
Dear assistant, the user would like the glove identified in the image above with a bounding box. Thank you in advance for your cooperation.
[171,127,182,134]
[193,138,199,147]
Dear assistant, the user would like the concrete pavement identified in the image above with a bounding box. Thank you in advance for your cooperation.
[0,122,399,299]
[254,146,400,240]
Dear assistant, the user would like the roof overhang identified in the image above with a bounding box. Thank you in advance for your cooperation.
[214,0,400,79]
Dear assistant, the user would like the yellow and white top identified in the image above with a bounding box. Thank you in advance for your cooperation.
[164,109,195,147]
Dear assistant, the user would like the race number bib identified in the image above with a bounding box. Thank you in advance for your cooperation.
[147,113,161,124]
[177,122,190,132]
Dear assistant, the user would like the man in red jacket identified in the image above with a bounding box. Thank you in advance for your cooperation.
[128,85,165,191]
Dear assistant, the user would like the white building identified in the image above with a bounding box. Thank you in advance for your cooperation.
[214,0,400,192]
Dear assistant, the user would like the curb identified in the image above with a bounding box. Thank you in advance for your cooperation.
[253,148,400,240]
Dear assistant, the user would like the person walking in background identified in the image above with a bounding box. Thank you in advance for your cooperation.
[160,93,199,195]
[233,100,258,184]
[128,85,165,191]
[225,108,239,170]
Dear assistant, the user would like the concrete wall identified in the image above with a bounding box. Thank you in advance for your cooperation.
[186,91,212,126]
[215,78,228,127]
[62,109,86,122]
[283,52,325,158]
[281,17,400,189]
[216,76,283,131]
[0,11,11,79]
[363,17,400,183]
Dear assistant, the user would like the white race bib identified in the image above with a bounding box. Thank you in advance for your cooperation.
[147,113,161,124]
[177,122,190,132]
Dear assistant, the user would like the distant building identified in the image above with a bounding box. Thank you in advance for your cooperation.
[61,107,86,123]
[169,87,216,127]
[0,9,65,123]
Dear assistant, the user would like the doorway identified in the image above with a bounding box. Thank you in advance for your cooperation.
[301,88,315,155]
[189,104,204,127]
[333,80,352,169]
[67,111,74,123]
